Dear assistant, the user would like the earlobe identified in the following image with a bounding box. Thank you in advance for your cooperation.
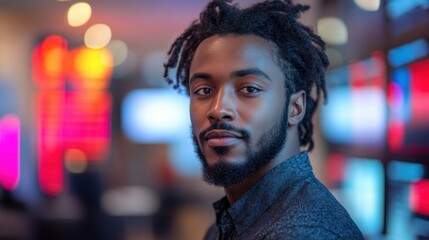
[288,90,306,126]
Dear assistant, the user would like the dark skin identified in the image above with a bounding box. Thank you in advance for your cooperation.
[189,34,306,204]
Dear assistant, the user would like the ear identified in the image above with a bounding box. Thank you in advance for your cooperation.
[288,90,306,126]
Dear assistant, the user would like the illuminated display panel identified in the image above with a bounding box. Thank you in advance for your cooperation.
[62,91,111,161]
[386,161,428,239]
[122,89,190,143]
[321,52,387,148]
[32,35,113,196]
[386,0,429,37]
[387,39,429,154]
[326,155,384,236]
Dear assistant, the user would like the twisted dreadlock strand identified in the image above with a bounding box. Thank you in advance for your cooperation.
[164,0,329,151]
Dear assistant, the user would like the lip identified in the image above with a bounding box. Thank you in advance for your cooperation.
[204,130,242,147]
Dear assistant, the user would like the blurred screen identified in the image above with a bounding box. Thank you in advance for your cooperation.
[387,39,429,154]
[387,160,429,239]
[327,156,385,237]
[121,88,190,144]
[321,52,387,148]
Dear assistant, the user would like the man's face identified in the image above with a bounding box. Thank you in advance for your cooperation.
[189,34,289,186]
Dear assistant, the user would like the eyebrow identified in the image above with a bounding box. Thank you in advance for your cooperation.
[232,68,272,81]
[189,73,212,84]
[189,67,272,84]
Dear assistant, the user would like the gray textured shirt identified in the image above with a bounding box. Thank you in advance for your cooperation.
[203,152,364,240]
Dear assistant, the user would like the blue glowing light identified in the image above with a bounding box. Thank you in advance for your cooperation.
[343,158,384,236]
[321,87,386,145]
[121,89,190,143]
[386,0,429,19]
[390,68,411,122]
[388,161,424,182]
[388,39,428,68]
[169,136,201,177]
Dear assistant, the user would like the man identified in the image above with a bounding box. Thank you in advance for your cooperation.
[164,0,364,239]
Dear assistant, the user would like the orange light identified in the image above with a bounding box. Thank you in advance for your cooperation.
[64,148,88,173]
[66,47,113,90]
[32,35,68,90]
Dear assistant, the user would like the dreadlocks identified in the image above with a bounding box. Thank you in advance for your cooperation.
[164,0,329,151]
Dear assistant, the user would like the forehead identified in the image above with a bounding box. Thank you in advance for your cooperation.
[189,34,282,77]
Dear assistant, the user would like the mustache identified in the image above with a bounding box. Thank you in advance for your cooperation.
[199,122,250,143]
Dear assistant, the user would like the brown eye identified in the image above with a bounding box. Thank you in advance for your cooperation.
[239,86,260,94]
[195,87,213,96]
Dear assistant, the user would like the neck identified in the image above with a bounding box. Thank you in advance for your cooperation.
[224,127,301,204]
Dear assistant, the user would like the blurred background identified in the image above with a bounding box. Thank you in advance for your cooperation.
[0,0,428,239]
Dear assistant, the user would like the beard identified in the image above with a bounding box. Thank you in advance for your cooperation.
[191,100,289,187]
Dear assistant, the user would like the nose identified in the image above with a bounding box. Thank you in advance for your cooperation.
[207,88,236,122]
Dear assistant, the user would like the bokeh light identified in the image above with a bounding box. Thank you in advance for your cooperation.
[67,47,113,89]
[106,39,128,67]
[32,35,68,90]
[64,148,88,173]
[317,17,348,45]
[122,89,190,143]
[354,0,381,11]
[84,24,112,49]
[67,2,92,27]
[101,186,160,216]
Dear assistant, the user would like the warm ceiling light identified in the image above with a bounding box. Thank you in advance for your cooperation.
[317,17,348,45]
[84,24,112,49]
[354,0,381,11]
[67,2,92,27]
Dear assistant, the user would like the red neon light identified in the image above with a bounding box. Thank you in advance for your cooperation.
[63,91,111,161]
[410,179,429,216]
[0,115,20,191]
[326,154,346,183]
[388,120,405,152]
[350,61,367,89]
[32,35,67,90]
[349,51,386,90]
[409,60,429,124]
[370,51,386,90]
[36,91,64,196]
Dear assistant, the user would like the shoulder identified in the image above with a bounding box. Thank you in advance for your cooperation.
[261,225,363,240]
[203,223,218,240]
[258,175,364,239]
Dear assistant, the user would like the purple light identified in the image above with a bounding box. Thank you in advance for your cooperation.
[0,115,20,191]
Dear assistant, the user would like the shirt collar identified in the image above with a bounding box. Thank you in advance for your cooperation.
[212,152,313,235]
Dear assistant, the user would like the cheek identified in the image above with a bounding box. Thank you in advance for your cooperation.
[190,102,206,130]
[241,95,285,132]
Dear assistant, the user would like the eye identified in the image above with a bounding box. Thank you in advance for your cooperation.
[194,87,214,96]
[239,86,260,94]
